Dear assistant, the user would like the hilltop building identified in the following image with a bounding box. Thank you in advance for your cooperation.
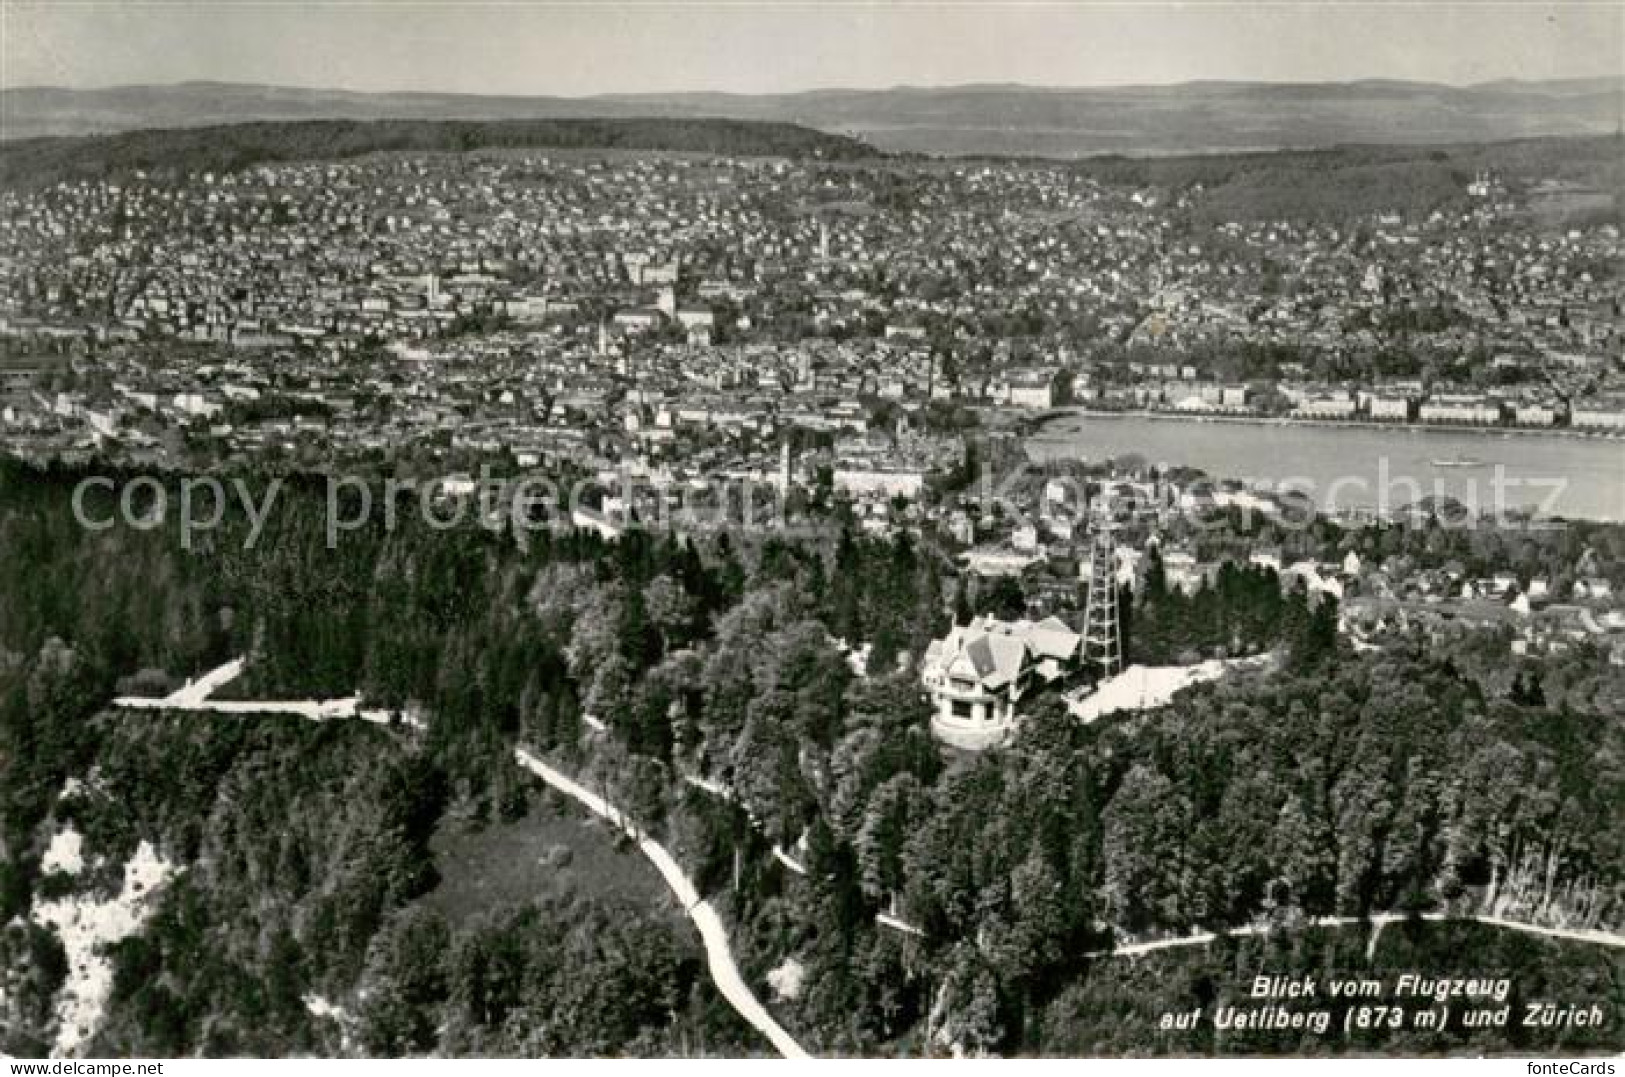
[921,615,1082,750]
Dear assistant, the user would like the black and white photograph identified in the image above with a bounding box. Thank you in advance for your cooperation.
[0,0,1621,1063]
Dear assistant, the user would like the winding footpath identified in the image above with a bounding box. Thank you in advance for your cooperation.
[112,660,811,1059]
[1099,911,1625,959]
[110,658,1625,1053]
[512,750,809,1058]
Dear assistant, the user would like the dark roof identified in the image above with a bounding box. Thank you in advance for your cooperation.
[965,635,997,678]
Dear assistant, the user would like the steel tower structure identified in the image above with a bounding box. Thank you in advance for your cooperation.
[1082,492,1123,679]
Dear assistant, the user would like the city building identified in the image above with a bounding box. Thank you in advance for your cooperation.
[1365,394,1412,421]
[1293,392,1357,419]
[832,465,926,499]
[1571,400,1625,430]
[1419,393,1502,425]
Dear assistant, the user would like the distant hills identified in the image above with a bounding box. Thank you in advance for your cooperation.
[0,118,877,188]
[3,78,1621,156]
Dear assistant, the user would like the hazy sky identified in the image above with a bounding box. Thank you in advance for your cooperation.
[3,2,1620,94]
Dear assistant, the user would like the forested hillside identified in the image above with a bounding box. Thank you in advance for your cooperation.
[0,118,880,189]
[1027,919,1621,1055]
[1068,136,1622,224]
[0,459,1620,1055]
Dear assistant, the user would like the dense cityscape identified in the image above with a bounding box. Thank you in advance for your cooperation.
[2,150,1622,474]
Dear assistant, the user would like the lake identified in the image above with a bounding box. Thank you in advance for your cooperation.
[1027,413,1625,522]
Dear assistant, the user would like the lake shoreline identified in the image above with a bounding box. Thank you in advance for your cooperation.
[1024,409,1624,521]
[1030,407,1625,442]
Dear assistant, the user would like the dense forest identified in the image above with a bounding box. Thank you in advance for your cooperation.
[0,709,754,1056]
[0,458,1620,1056]
[0,118,881,189]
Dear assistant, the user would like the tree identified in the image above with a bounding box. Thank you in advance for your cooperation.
[977,577,1026,620]
[952,576,973,626]
[1267,793,1337,915]
[1101,764,1191,932]
[644,574,695,657]
[357,906,451,1055]
[856,773,927,900]
[935,946,1006,1055]
[1005,843,1069,985]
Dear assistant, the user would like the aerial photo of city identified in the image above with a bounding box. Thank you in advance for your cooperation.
[0,0,1620,1063]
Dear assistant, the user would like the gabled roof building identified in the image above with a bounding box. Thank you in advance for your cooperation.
[921,615,1081,750]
